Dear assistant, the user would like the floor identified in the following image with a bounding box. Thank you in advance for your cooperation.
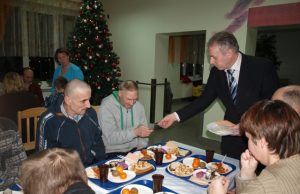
[149,98,221,153]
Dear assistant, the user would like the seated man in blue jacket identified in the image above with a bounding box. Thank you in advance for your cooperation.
[36,79,105,166]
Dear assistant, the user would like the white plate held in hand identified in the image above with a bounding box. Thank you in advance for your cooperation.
[207,122,234,136]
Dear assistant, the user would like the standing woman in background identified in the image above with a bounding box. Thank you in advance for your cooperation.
[51,48,84,92]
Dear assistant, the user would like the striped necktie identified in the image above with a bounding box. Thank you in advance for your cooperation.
[226,69,238,104]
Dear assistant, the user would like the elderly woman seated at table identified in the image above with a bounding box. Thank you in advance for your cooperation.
[0,117,27,191]
[208,99,300,194]
[20,148,95,194]
[0,72,39,124]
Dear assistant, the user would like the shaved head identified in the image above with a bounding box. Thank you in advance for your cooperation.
[64,79,91,117]
[64,79,91,97]
[272,85,300,115]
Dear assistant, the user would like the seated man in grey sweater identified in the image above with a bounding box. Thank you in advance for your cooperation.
[98,80,153,159]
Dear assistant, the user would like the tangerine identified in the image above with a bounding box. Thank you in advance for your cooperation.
[192,161,200,168]
[165,153,172,160]
[193,158,200,164]
[116,166,123,173]
[119,172,127,179]
[121,188,130,194]
[141,149,148,156]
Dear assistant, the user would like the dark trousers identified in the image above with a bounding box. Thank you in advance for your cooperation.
[221,135,247,160]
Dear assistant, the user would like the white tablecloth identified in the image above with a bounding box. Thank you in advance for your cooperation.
[88,141,240,194]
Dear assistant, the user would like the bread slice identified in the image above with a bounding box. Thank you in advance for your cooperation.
[125,152,139,164]
[129,161,154,175]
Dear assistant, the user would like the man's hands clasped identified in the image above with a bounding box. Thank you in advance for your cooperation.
[134,125,153,137]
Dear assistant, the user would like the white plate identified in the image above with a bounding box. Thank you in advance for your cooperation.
[85,166,99,179]
[147,145,158,151]
[105,159,120,165]
[105,159,129,169]
[12,191,23,194]
[193,168,220,179]
[155,192,175,194]
[207,122,234,136]
[0,189,23,194]
[190,169,220,186]
[133,150,155,160]
[162,154,177,163]
[108,170,136,183]
[121,184,153,194]
[147,145,168,152]
[182,157,207,168]
[167,162,194,177]
[206,162,232,174]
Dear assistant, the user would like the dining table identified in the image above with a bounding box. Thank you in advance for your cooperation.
[88,141,240,194]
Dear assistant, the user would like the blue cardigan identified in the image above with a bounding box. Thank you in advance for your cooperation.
[51,63,84,92]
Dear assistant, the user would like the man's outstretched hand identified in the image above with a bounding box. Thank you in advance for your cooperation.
[158,113,178,128]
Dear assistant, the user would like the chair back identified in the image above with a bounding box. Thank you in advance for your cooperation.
[17,107,47,151]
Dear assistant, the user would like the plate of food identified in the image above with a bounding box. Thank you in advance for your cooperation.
[128,161,155,175]
[105,159,129,169]
[182,157,207,169]
[206,162,232,174]
[108,169,136,183]
[85,166,100,179]
[189,169,220,186]
[207,122,234,136]
[164,141,190,157]
[147,145,159,152]
[167,162,194,177]
[162,153,177,163]
[148,143,190,158]
[133,149,155,160]
[120,184,153,194]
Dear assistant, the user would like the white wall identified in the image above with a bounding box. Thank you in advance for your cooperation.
[101,0,300,141]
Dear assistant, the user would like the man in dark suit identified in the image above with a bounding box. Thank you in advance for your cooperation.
[158,31,279,159]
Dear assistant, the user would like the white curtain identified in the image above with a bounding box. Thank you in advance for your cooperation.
[27,11,54,57]
[0,6,22,56]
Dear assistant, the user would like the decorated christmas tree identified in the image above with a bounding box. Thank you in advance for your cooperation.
[67,0,121,105]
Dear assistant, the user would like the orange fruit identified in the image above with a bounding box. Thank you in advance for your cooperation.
[192,161,200,168]
[121,188,130,194]
[116,166,123,173]
[141,149,148,156]
[119,172,127,179]
[165,153,172,160]
[193,158,200,164]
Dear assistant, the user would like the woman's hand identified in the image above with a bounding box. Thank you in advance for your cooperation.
[208,176,229,194]
[240,149,258,179]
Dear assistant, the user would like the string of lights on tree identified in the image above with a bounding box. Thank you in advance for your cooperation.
[67,0,121,105]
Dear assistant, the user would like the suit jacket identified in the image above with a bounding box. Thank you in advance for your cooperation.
[177,53,279,158]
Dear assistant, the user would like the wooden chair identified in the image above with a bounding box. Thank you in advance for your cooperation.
[92,105,100,113]
[17,107,47,151]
